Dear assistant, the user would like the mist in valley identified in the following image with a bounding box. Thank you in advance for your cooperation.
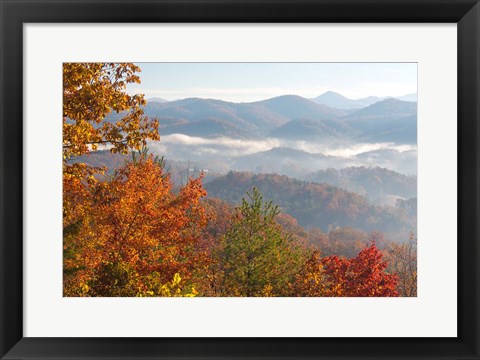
[147,134,418,178]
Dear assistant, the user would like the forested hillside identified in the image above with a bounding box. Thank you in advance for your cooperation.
[305,166,417,200]
[205,172,415,242]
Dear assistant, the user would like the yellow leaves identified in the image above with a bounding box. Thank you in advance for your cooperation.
[63,63,159,163]
[290,251,329,297]
[159,273,197,297]
[184,288,198,297]
[172,273,182,286]
[81,283,90,293]
[261,284,274,297]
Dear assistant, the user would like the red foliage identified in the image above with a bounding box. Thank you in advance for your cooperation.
[321,243,399,297]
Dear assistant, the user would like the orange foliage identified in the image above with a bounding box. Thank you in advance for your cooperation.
[290,251,327,296]
[63,155,207,296]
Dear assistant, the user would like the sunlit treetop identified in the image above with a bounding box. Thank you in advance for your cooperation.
[63,63,159,163]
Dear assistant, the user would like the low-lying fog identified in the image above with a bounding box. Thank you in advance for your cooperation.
[147,134,417,176]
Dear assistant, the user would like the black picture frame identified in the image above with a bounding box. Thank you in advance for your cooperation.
[1,1,479,359]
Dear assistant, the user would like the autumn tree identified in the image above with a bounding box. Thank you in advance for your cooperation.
[276,212,311,248]
[321,227,369,258]
[63,63,159,159]
[194,198,235,296]
[290,251,327,296]
[63,153,207,297]
[385,232,417,296]
[219,188,306,297]
[63,63,161,234]
[63,62,159,191]
[321,242,399,297]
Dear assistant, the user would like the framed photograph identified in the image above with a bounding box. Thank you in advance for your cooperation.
[1,0,479,359]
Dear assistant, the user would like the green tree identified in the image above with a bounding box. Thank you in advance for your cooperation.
[220,187,305,296]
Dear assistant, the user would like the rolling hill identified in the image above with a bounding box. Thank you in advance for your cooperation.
[305,166,417,200]
[142,96,347,138]
[357,115,417,144]
[344,98,417,123]
[253,95,346,119]
[341,98,417,144]
[265,98,417,144]
[105,95,349,139]
[104,95,417,145]
[269,118,359,141]
[205,171,415,241]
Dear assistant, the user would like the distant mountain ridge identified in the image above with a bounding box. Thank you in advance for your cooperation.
[311,91,386,109]
[311,91,417,109]
[137,95,347,139]
[269,118,359,141]
[268,98,417,145]
[344,98,417,120]
[342,99,417,144]
[253,95,345,119]
[104,94,417,144]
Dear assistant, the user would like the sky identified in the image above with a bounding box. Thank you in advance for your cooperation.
[126,63,417,103]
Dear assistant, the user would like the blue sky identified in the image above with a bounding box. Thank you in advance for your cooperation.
[127,63,417,103]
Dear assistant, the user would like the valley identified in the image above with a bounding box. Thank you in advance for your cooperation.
[76,91,418,244]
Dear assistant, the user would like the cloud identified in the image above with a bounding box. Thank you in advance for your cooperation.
[148,133,417,159]
[152,134,281,156]
[312,142,417,157]
[145,134,417,175]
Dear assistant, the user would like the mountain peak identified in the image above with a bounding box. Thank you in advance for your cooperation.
[261,94,308,102]
[147,97,168,103]
[256,94,347,119]
[312,92,370,110]
[317,91,349,99]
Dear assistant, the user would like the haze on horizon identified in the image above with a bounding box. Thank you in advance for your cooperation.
[126,63,417,103]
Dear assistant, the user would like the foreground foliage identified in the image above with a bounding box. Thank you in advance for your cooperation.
[63,63,159,183]
[64,155,206,297]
